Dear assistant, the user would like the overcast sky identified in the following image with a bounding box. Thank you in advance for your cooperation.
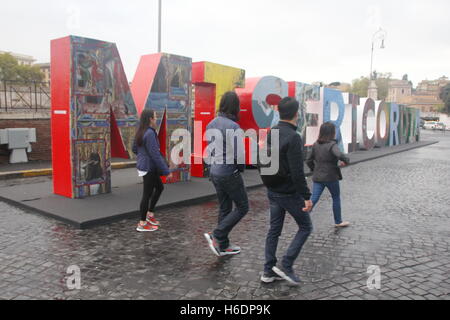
[1,0,449,86]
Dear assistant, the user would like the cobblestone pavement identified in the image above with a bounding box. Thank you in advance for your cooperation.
[0,131,449,300]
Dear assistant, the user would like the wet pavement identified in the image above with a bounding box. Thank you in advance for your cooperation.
[0,130,449,300]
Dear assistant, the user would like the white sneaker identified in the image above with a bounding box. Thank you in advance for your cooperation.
[335,221,350,228]
[261,271,284,283]
[204,233,221,257]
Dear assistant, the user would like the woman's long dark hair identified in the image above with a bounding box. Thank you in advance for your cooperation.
[135,109,156,147]
[317,122,336,144]
[219,91,240,120]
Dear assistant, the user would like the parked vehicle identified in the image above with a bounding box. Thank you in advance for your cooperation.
[435,123,446,131]
[423,121,447,131]
[423,121,438,130]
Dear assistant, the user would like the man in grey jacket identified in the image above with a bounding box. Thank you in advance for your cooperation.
[204,92,249,257]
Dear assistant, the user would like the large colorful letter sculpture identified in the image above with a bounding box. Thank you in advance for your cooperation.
[342,93,359,153]
[51,36,193,199]
[323,88,346,151]
[191,62,245,177]
[236,78,421,163]
[236,76,289,164]
[51,36,138,199]
[51,35,422,199]
[375,101,390,148]
[131,53,192,183]
[288,82,322,146]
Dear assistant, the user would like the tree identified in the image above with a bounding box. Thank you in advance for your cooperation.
[16,64,44,82]
[0,53,44,83]
[350,72,392,100]
[351,76,370,97]
[0,53,19,81]
[440,84,450,114]
[436,103,446,113]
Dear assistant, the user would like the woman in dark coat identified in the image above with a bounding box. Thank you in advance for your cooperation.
[307,122,351,228]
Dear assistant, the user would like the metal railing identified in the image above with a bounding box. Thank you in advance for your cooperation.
[0,80,51,112]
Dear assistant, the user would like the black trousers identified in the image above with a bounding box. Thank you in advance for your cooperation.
[140,172,164,221]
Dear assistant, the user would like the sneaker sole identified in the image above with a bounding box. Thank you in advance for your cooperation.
[204,233,220,257]
[261,277,275,283]
[136,226,159,232]
[219,250,241,257]
[272,267,300,286]
[260,276,284,283]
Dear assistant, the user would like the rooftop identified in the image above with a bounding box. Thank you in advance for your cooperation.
[0,50,36,62]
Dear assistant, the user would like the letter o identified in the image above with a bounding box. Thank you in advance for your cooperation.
[362,99,376,150]
[376,101,390,147]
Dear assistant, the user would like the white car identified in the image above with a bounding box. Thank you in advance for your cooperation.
[423,122,438,130]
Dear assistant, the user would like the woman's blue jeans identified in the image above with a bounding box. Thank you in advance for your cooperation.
[311,181,343,225]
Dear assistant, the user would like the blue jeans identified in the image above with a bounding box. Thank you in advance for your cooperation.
[211,172,249,250]
[264,191,313,273]
[311,181,343,225]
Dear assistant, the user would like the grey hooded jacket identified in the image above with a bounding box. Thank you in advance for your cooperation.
[306,140,350,182]
[206,113,245,177]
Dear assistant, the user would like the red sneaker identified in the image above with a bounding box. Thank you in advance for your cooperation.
[146,213,161,226]
[136,222,158,232]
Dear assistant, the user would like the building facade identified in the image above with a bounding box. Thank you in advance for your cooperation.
[386,79,413,103]
[0,50,36,66]
[416,76,449,97]
[35,63,50,83]
[386,76,449,113]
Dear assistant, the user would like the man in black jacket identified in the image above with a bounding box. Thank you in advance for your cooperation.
[259,97,313,286]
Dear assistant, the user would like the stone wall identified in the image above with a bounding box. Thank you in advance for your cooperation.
[0,112,51,164]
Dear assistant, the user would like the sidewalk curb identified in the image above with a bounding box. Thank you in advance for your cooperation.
[0,179,265,230]
[76,183,266,229]
[0,161,137,181]
[345,141,438,167]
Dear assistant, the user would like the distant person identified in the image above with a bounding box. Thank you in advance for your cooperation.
[306,122,351,228]
[133,109,173,232]
[259,97,313,286]
[204,92,249,257]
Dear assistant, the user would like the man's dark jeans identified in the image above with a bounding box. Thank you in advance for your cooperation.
[211,172,249,250]
[264,191,313,273]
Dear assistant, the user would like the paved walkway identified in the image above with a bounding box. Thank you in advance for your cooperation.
[0,140,437,228]
[0,131,448,300]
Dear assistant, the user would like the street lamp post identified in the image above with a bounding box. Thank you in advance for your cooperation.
[370,28,387,80]
[158,0,162,53]
[368,28,387,100]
